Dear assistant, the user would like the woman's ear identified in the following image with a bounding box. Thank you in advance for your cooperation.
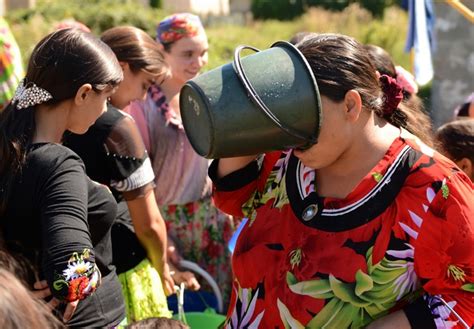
[456,157,473,180]
[119,61,129,72]
[344,90,362,122]
[74,84,93,106]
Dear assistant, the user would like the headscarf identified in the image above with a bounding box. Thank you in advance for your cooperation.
[156,13,204,45]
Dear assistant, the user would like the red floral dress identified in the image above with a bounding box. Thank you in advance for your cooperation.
[210,132,474,328]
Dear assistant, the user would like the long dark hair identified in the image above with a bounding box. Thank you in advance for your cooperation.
[101,26,168,78]
[364,44,434,146]
[0,28,123,215]
[298,34,433,145]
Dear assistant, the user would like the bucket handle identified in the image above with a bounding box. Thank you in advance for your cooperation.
[233,45,317,146]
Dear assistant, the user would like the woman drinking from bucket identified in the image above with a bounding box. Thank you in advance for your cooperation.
[183,33,474,328]
[126,13,236,306]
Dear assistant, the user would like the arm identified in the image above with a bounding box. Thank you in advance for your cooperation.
[209,152,282,217]
[107,115,173,293]
[217,156,257,178]
[124,187,174,295]
[39,150,101,303]
[366,311,411,329]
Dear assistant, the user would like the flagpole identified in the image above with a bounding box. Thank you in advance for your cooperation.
[445,0,474,23]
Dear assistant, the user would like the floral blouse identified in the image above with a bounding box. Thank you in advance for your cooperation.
[210,132,474,328]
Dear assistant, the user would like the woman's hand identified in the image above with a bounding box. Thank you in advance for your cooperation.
[168,262,201,291]
[32,280,79,322]
[161,262,176,296]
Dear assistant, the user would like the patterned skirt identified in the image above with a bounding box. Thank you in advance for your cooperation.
[118,258,172,323]
[162,196,237,308]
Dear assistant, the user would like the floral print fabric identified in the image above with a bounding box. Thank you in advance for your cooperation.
[53,249,100,302]
[162,197,237,305]
[212,134,474,328]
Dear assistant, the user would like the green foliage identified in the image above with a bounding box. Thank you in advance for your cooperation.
[418,81,432,113]
[6,1,410,74]
[306,0,350,12]
[251,0,305,21]
[307,0,399,18]
[358,0,393,18]
[149,0,162,9]
[6,0,167,65]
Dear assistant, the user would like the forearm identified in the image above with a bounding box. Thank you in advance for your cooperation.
[127,191,168,273]
[366,311,411,329]
[217,155,257,178]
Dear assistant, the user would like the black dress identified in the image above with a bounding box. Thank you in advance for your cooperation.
[1,143,125,327]
[64,104,154,273]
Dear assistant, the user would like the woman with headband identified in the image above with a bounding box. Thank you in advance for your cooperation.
[127,13,236,303]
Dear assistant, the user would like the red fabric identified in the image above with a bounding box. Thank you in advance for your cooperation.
[214,137,474,328]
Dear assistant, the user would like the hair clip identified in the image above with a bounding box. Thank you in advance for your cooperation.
[12,79,53,110]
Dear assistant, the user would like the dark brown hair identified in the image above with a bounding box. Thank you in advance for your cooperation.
[0,269,64,329]
[0,28,123,214]
[101,26,168,78]
[297,34,433,145]
[364,44,434,146]
[436,119,474,163]
[289,31,314,46]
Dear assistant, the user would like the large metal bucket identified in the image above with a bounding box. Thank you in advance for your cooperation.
[180,41,322,158]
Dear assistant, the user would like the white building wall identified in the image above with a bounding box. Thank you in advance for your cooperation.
[163,0,229,15]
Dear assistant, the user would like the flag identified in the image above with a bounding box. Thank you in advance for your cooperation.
[404,0,436,86]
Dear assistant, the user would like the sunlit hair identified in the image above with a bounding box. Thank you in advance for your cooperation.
[436,119,474,164]
[0,28,123,215]
[0,268,64,329]
[297,34,433,146]
[101,26,169,78]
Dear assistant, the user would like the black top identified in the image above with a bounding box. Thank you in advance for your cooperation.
[64,105,154,273]
[1,143,125,328]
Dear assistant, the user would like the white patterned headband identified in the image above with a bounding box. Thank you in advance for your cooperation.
[12,79,53,110]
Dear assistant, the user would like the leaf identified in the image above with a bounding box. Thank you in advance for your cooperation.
[287,272,334,299]
[53,279,68,291]
[248,311,265,329]
[461,283,474,292]
[277,299,304,329]
[355,270,374,296]
[323,303,358,329]
[305,298,345,328]
[372,172,383,183]
[329,275,370,307]
[241,288,260,327]
[370,265,406,285]
[363,303,388,318]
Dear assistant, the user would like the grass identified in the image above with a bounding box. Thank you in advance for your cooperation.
[6,2,410,71]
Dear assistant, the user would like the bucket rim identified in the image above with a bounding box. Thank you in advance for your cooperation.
[270,40,322,146]
[180,81,215,158]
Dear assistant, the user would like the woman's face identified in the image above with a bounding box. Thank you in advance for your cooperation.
[293,96,353,170]
[164,33,209,85]
[111,64,157,109]
[68,85,116,134]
